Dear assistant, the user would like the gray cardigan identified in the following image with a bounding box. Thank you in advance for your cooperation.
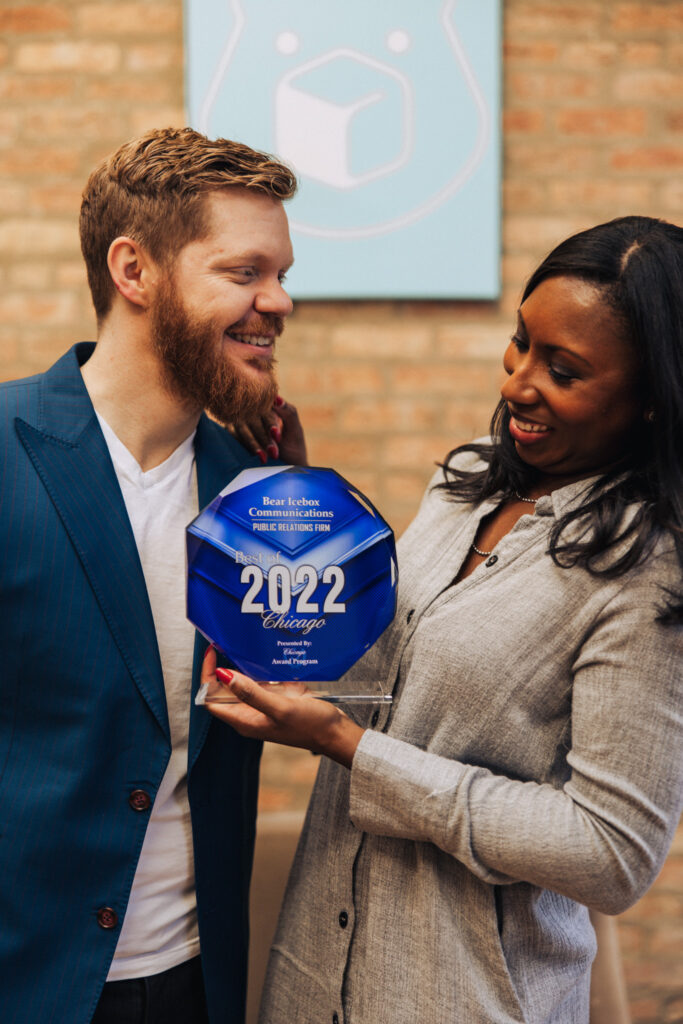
[259,457,683,1024]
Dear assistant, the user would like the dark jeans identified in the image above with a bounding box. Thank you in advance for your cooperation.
[91,956,210,1024]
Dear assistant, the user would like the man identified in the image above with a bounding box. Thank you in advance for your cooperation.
[0,127,299,1023]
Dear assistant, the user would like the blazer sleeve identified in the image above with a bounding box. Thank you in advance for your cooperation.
[349,553,683,915]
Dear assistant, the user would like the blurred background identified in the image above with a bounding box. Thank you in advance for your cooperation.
[1,2,681,1021]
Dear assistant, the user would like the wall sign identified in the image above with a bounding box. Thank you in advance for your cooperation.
[185,0,501,299]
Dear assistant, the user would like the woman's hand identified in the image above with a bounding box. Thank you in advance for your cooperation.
[201,647,364,768]
[229,395,308,466]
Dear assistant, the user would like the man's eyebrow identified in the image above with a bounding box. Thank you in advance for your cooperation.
[213,252,295,270]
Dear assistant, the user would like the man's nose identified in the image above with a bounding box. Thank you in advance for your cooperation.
[255,279,294,318]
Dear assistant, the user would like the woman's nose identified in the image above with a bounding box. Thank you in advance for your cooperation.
[501,348,539,405]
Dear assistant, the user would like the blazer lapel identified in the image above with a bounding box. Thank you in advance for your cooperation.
[15,345,169,739]
[187,414,262,770]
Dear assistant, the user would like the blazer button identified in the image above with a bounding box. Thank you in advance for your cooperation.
[406,608,415,624]
[129,789,151,811]
[338,910,348,928]
[485,555,498,567]
[333,1015,339,1024]
[96,907,118,929]
[370,709,379,727]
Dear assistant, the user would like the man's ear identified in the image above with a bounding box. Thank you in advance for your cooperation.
[107,236,160,310]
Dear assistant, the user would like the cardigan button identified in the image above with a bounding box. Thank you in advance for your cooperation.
[406,608,415,623]
[485,555,498,567]
[96,907,118,929]
[129,789,151,811]
[338,910,348,928]
[370,709,379,727]
[333,1014,339,1024]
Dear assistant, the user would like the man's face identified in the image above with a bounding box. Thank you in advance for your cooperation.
[151,189,294,424]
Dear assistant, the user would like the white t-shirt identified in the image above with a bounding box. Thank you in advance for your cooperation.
[97,415,201,980]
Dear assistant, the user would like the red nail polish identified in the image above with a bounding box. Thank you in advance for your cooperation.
[216,668,234,685]
[270,425,281,442]
[256,449,267,464]
[267,443,278,458]
[274,395,285,407]
[203,643,215,659]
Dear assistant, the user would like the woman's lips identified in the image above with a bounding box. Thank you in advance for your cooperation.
[509,414,550,445]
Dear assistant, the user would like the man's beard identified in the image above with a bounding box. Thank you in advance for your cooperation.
[151,280,281,425]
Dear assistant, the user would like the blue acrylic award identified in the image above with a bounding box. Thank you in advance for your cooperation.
[187,465,397,703]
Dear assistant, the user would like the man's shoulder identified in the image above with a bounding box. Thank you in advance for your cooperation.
[0,369,44,432]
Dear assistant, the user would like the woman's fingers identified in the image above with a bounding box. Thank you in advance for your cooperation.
[227,395,307,466]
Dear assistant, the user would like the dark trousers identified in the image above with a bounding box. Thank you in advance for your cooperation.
[91,956,210,1024]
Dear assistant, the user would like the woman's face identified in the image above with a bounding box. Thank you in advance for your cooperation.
[501,275,643,484]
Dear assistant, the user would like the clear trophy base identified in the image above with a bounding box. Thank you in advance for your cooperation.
[196,678,392,706]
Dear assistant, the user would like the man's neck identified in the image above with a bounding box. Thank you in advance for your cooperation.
[81,321,201,473]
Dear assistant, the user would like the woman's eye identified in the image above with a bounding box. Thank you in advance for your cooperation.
[510,333,528,352]
[549,365,576,384]
[278,271,288,284]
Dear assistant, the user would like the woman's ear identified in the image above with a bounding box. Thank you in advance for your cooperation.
[106,236,160,310]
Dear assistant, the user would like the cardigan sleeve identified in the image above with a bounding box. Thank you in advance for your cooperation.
[349,556,683,915]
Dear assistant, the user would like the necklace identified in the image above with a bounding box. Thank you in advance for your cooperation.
[471,492,538,556]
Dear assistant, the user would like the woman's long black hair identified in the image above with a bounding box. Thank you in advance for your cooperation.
[436,216,683,624]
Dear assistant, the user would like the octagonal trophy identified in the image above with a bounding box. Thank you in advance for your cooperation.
[187,465,397,704]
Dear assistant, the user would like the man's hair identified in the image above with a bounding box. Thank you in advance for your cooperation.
[79,126,297,322]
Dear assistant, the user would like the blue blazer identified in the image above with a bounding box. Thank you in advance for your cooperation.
[0,344,263,1023]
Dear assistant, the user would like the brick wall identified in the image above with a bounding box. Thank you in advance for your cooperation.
[1,2,681,1019]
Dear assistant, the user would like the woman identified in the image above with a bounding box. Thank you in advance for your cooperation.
[206,216,683,1023]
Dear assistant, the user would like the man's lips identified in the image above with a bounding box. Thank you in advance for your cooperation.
[508,412,550,444]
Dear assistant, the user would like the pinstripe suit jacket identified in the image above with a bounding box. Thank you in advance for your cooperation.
[0,343,262,1023]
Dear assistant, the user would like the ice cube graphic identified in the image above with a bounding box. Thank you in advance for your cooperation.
[275,49,413,190]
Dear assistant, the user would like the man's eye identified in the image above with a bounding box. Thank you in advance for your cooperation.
[278,271,288,284]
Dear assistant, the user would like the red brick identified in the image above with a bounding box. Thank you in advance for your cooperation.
[23,108,127,140]
[504,109,546,133]
[124,43,184,72]
[506,4,604,36]
[562,41,618,69]
[0,74,75,101]
[382,434,463,469]
[556,108,647,136]
[611,146,683,171]
[83,78,176,103]
[548,179,652,209]
[332,324,433,359]
[0,217,80,254]
[339,399,440,433]
[76,4,181,35]
[0,293,78,325]
[505,143,599,176]
[611,4,683,32]
[0,5,72,33]
[16,41,121,73]
[622,42,664,66]
[507,70,599,100]
[0,146,81,177]
[503,41,560,63]
[278,364,384,396]
[615,71,683,101]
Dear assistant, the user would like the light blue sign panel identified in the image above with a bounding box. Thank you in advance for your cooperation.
[185,0,501,299]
